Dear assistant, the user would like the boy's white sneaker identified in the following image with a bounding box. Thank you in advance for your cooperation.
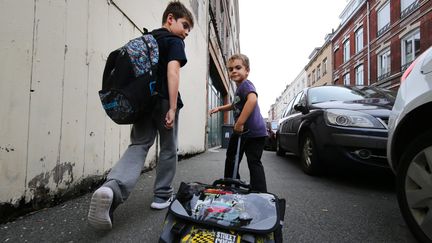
[150,196,173,210]
[88,187,114,230]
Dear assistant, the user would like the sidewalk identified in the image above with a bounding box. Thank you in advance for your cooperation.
[0,148,228,243]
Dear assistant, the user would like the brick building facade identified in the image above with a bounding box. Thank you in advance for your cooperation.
[332,0,432,90]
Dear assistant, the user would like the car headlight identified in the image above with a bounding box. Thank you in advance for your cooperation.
[325,109,385,128]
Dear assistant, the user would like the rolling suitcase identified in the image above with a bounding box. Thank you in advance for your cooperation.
[159,134,286,243]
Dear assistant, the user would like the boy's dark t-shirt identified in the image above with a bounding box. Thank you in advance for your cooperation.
[233,80,267,137]
[153,28,187,109]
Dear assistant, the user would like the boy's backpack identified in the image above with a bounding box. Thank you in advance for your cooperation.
[99,28,175,124]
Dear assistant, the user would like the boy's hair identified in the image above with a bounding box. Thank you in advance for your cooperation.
[228,54,250,71]
[162,1,194,28]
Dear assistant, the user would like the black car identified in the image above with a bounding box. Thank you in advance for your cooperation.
[276,85,396,175]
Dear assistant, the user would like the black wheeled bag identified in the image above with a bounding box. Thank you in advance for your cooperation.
[159,135,286,243]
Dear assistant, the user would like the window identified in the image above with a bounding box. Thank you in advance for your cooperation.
[307,74,311,86]
[401,0,419,18]
[401,0,415,10]
[355,65,364,85]
[343,39,350,62]
[207,78,223,148]
[282,97,295,118]
[290,91,304,115]
[322,58,327,75]
[282,92,302,118]
[355,27,363,53]
[378,49,391,81]
[401,29,420,71]
[343,73,350,85]
[312,70,315,84]
[377,2,390,36]
[317,65,321,80]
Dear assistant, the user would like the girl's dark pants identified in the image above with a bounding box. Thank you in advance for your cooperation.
[224,134,267,192]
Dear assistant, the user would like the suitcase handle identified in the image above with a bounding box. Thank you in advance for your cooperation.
[232,130,249,179]
[212,178,250,190]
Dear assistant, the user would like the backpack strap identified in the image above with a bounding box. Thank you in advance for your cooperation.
[139,34,154,71]
[101,48,122,90]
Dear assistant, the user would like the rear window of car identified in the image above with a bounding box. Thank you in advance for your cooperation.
[271,121,278,130]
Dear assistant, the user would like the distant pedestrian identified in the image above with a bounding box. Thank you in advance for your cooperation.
[209,54,268,192]
[87,1,194,230]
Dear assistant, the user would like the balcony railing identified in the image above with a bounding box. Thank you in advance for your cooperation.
[401,61,414,72]
[401,0,420,19]
[377,72,391,82]
[377,23,390,37]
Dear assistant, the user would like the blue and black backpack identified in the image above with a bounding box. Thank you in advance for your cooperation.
[99,28,176,124]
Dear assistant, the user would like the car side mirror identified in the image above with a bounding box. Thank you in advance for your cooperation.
[294,103,307,113]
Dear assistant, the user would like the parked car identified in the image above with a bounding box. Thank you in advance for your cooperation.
[276,85,396,175]
[387,47,432,243]
[264,120,278,151]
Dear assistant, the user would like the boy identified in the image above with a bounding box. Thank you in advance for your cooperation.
[88,1,194,230]
[209,54,268,193]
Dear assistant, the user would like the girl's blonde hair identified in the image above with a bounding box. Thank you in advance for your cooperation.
[228,54,250,71]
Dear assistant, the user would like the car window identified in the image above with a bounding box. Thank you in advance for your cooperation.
[354,86,397,99]
[271,121,278,130]
[298,92,307,106]
[307,86,395,104]
[289,91,304,115]
[282,97,295,118]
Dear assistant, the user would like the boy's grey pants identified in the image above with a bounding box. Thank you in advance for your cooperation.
[103,98,179,208]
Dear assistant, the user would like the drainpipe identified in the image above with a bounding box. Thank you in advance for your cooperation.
[367,0,371,86]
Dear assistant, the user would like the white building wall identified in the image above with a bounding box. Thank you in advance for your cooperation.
[0,0,208,207]
[290,70,307,97]
[274,90,288,120]
[272,69,307,120]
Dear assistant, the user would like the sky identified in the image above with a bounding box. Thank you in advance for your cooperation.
[238,0,348,118]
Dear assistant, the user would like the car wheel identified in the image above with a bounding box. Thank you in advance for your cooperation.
[300,131,322,176]
[276,136,285,156]
[396,129,432,243]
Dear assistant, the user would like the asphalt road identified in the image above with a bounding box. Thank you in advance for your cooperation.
[0,148,417,242]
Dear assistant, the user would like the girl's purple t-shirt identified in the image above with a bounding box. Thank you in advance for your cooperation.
[233,80,267,137]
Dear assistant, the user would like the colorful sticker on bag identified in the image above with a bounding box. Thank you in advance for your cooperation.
[214,231,238,243]
[181,227,240,243]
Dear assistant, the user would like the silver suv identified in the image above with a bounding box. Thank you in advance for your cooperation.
[387,46,432,242]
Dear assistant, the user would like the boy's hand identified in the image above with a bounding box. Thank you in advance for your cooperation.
[233,122,244,134]
[208,107,219,116]
[165,109,176,129]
